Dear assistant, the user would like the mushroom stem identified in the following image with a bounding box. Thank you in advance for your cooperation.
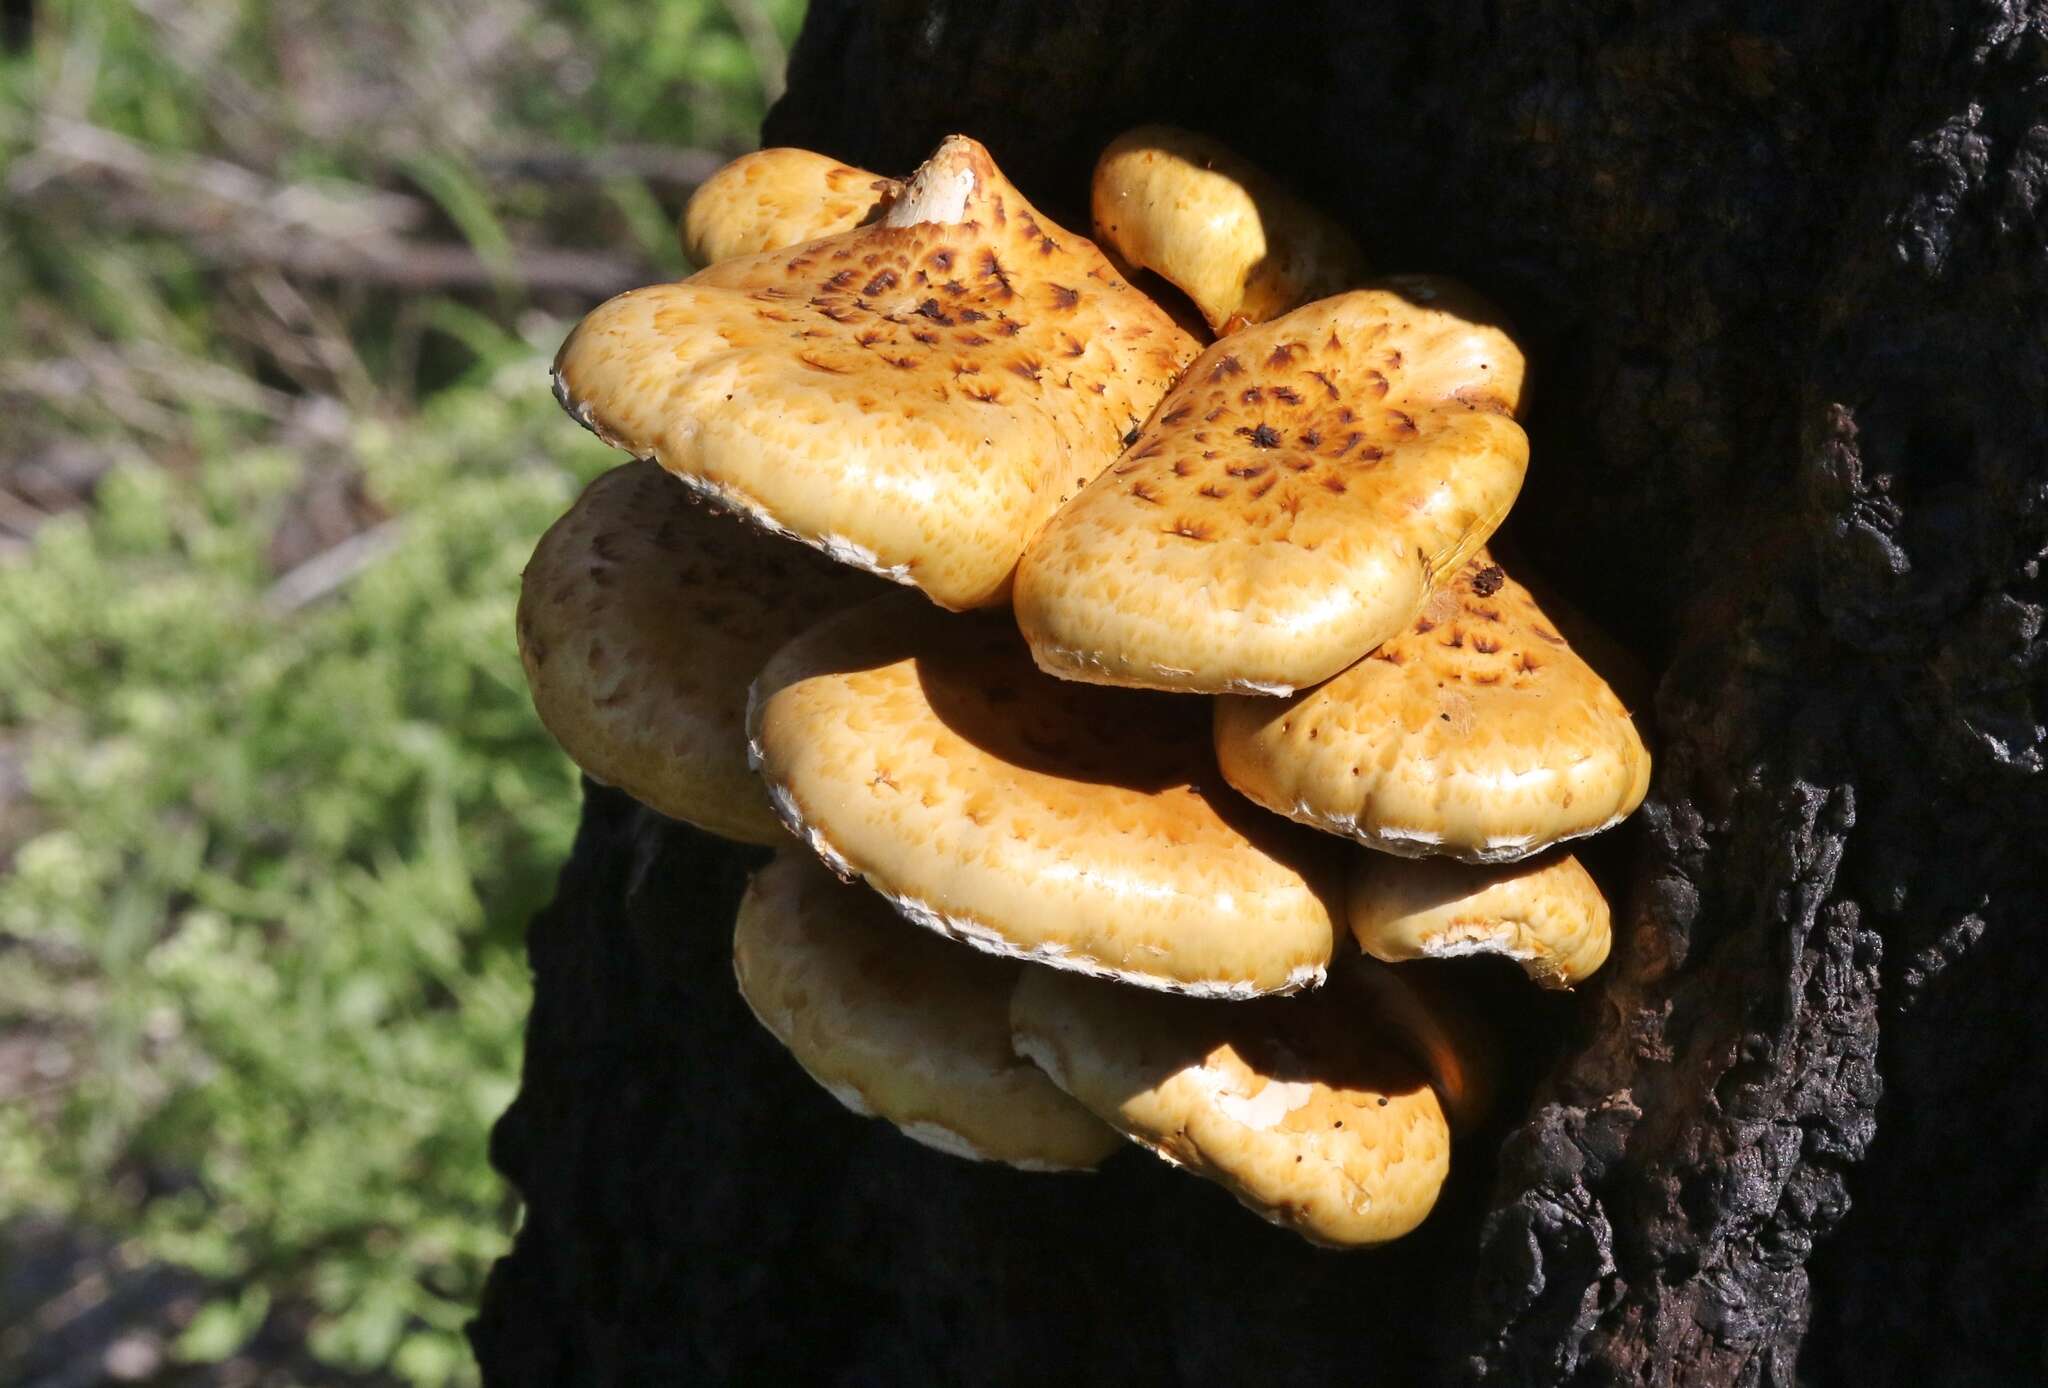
[881,134,988,228]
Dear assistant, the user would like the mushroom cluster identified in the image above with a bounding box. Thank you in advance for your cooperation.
[521,129,1651,1248]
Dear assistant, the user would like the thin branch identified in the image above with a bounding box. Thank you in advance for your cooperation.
[263,520,406,616]
[12,117,654,299]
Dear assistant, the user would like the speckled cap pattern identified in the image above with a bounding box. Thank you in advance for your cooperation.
[516,460,883,842]
[1015,278,1528,694]
[1215,550,1651,861]
[681,147,903,267]
[554,135,1199,611]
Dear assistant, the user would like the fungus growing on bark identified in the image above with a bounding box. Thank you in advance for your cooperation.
[1010,965,1452,1248]
[553,134,1198,610]
[515,460,883,843]
[734,850,1120,1170]
[1213,549,1650,861]
[681,147,902,266]
[1015,278,1528,694]
[1091,125,1369,334]
[1348,850,1613,989]
[746,596,1343,996]
[521,127,1657,1257]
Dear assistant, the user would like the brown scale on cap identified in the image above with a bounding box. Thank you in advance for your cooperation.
[515,461,885,843]
[747,596,1344,997]
[681,148,904,267]
[1015,278,1528,693]
[554,135,1199,611]
[1214,550,1652,863]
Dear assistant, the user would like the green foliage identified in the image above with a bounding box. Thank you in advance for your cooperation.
[0,349,614,1381]
[0,0,808,1381]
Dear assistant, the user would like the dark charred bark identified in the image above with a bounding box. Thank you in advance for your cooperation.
[472,3,2048,1383]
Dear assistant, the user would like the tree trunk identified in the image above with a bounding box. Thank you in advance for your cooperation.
[470,3,2048,1383]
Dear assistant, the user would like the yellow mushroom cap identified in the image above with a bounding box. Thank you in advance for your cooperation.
[680,147,903,267]
[734,851,1120,1170]
[1348,850,1613,989]
[515,460,884,843]
[1015,279,1528,694]
[1091,125,1369,334]
[1340,956,1501,1133]
[1214,550,1652,862]
[1010,967,1450,1248]
[747,597,1343,997]
[554,134,1199,611]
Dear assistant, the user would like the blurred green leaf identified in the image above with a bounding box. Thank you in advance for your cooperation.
[1,4,804,1383]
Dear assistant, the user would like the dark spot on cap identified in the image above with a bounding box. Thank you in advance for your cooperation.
[1470,564,1506,597]
[826,269,858,290]
[1208,354,1245,382]
[913,298,954,326]
[861,269,899,296]
[1235,423,1283,448]
[1050,283,1080,309]
[1122,425,1143,448]
[1267,343,1299,367]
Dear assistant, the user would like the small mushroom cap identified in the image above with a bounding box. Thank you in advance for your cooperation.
[1015,279,1528,694]
[1348,850,1612,989]
[1091,125,1370,334]
[554,134,1199,611]
[1010,966,1450,1248]
[515,460,883,842]
[680,148,903,266]
[1340,956,1501,1133]
[1214,551,1652,862]
[734,851,1120,1170]
[747,597,1343,996]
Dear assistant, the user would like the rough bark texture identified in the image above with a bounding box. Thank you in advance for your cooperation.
[472,3,2048,1383]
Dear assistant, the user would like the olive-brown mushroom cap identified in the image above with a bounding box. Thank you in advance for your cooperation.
[1010,967,1450,1248]
[515,461,884,842]
[734,851,1120,1169]
[1214,550,1651,861]
[747,597,1343,996]
[554,134,1199,611]
[1091,125,1369,334]
[1015,279,1528,693]
[1349,850,1612,988]
[681,147,903,267]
